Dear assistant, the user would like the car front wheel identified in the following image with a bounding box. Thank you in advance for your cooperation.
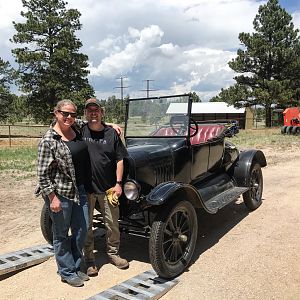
[243,163,263,211]
[149,200,198,278]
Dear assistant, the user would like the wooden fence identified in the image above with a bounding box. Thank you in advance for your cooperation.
[0,124,48,147]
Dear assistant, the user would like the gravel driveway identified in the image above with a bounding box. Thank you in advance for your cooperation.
[0,146,299,300]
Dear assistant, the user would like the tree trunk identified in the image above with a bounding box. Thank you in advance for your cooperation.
[265,105,272,127]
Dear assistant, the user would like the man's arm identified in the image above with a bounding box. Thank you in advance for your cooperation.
[75,118,122,136]
[113,159,124,197]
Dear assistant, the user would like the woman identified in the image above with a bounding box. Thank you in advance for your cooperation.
[37,99,90,287]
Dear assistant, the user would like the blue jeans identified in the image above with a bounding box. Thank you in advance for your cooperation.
[47,185,89,280]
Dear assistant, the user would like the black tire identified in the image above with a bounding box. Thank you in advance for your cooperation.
[149,200,198,279]
[281,126,287,134]
[243,163,263,211]
[40,202,53,245]
[286,126,293,134]
[291,126,300,135]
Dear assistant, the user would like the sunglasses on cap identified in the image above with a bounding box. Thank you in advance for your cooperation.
[58,110,77,118]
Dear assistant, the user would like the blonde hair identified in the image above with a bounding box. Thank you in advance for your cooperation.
[54,99,77,112]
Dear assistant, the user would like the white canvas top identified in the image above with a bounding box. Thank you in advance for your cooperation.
[167,102,245,114]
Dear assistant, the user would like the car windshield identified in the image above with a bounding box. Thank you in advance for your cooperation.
[126,95,190,137]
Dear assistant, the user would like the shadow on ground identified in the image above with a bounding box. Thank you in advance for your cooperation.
[92,228,149,271]
[191,201,250,265]
[91,199,257,275]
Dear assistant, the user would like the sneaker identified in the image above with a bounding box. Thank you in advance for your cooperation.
[109,255,129,269]
[61,276,84,287]
[86,265,98,277]
[77,271,90,281]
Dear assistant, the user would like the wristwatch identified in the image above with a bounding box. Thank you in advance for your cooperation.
[116,181,122,185]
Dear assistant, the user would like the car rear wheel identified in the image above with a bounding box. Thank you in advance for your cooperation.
[243,163,263,211]
[40,202,53,245]
[149,200,198,278]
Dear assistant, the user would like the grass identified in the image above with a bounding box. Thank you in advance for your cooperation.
[230,127,300,149]
[0,127,299,173]
[0,124,48,137]
[0,147,37,172]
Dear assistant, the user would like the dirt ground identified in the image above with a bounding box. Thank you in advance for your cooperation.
[0,145,300,300]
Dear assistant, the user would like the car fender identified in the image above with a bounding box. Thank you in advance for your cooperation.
[146,181,210,212]
[231,149,267,187]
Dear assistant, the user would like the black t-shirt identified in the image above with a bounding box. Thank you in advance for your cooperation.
[64,132,92,191]
[82,124,128,193]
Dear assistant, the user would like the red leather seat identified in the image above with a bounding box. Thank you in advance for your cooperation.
[153,125,225,144]
[152,127,177,136]
[190,125,225,145]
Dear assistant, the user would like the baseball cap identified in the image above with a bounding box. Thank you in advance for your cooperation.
[85,98,102,108]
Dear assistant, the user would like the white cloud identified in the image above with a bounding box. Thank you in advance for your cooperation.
[292,12,300,29]
[88,25,164,77]
[1,0,300,100]
[80,0,263,98]
[166,48,236,97]
[0,0,23,30]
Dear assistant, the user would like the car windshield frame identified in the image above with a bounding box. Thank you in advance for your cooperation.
[125,94,192,138]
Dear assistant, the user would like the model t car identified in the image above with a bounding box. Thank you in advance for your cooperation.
[40,93,266,279]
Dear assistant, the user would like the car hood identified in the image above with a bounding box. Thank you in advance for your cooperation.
[126,143,174,186]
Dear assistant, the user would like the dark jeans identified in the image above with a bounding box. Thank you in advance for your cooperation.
[47,185,89,280]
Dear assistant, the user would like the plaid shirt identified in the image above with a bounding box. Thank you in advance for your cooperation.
[36,125,80,203]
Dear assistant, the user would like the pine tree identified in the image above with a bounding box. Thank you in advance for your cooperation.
[218,0,300,127]
[191,92,202,103]
[11,0,94,122]
[0,58,15,122]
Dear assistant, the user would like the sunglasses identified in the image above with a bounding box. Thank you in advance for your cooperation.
[58,110,77,118]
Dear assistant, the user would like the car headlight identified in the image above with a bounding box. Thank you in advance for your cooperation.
[124,180,140,201]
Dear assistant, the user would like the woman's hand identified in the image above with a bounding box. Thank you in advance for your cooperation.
[106,123,122,136]
[49,194,62,213]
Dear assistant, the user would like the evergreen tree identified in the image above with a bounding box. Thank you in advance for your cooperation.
[101,95,126,124]
[210,84,249,106]
[216,0,300,127]
[7,95,31,123]
[0,58,15,122]
[11,0,94,122]
[191,92,202,102]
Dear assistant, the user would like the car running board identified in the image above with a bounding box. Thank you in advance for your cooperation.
[204,186,248,214]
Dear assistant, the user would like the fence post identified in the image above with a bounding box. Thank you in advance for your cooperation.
[8,125,11,147]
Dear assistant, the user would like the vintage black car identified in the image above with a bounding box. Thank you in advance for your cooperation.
[40,94,266,279]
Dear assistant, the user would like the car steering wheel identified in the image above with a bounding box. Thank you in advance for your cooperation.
[170,116,198,137]
[170,115,188,135]
[189,118,198,137]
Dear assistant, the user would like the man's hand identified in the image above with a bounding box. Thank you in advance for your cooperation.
[106,187,121,207]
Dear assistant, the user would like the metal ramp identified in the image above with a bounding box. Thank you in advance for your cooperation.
[87,269,179,300]
[0,244,54,276]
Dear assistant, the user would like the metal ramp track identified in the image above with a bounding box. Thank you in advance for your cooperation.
[87,269,179,300]
[0,244,54,276]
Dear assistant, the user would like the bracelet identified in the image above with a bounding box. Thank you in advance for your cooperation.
[116,181,122,185]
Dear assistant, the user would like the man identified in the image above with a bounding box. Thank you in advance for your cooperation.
[82,98,129,276]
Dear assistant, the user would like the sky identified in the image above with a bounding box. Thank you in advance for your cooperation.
[0,0,300,101]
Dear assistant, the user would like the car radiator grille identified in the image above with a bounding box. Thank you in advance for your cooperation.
[154,160,173,184]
